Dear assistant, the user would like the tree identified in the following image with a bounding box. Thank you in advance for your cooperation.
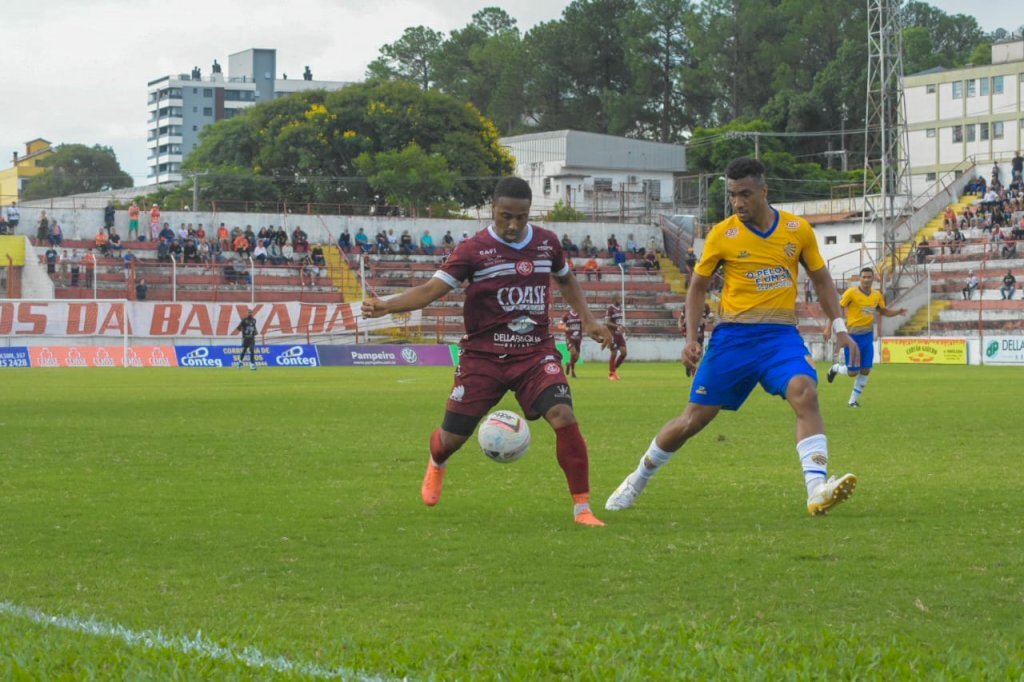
[627,0,695,141]
[354,142,456,213]
[22,144,133,200]
[184,81,513,209]
[366,26,444,89]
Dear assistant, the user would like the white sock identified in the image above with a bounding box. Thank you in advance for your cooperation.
[636,437,675,480]
[831,363,850,376]
[797,434,828,496]
[849,374,868,404]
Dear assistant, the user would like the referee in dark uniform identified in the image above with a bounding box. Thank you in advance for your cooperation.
[236,309,258,370]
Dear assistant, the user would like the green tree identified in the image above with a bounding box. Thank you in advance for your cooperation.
[22,144,132,200]
[627,0,695,141]
[354,142,456,213]
[545,200,586,222]
[366,26,444,89]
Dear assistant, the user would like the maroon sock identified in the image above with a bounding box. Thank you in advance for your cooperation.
[555,423,590,495]
[608,354,616,374]
[430,428,457,465]
[614,354,626,369]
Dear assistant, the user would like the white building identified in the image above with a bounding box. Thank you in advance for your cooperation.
[500,130,686,220]
[147,48,351,183]
[903,38,1024,195]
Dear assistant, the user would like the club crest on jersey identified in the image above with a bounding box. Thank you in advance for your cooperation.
[516,260,534,276]
[786,220,800,230]
[737,250,751,258]
[784,242,797,257]
[544,362,561,375]
[725,228,739,238]
[450,385,465,401]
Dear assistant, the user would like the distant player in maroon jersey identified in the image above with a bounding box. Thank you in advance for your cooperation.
[362,177,613,526]
[560,309,583,377]
[678,302,713,377]
[605,294,627,380]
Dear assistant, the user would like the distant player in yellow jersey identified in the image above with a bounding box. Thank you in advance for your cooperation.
[825,267,906,407]
[606,157,861,517]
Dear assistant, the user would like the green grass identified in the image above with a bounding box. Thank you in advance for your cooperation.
[1,364,1022,679]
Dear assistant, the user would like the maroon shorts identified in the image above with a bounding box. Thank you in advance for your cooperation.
[446,348,569,420]
[566,336,582,353]
[611,331,627,350]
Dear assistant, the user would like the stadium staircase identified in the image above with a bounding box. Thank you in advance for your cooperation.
[896,300,952,336]
[658,256,687,294]
[326,247,361,301]
[881,194,977,276]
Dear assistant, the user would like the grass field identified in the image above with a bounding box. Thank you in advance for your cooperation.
[1,362,1023,680]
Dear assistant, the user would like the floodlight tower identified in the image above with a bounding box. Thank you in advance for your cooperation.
[862,0,912,263]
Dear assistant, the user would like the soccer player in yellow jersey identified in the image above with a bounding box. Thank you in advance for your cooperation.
[606,157,861,517]
[825,267,906,407]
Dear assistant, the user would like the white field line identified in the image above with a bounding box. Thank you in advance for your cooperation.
[0,601,405,681]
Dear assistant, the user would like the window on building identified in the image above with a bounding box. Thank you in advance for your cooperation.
[543,177,551,194]
[203,107,213,116]
[952,125,963,143]
[926,128,936,138]
[593,178,613,192]
[192,88,197,94]
[849,234,863,244]
[926,83,936,94]
[193,106,198,113]
[204,88,213,97]
[926,172,937,182]
[980,78,989,96]
[980,122,989,141]
[994,121,1004,139]
[643,179,661,201]
[192,125,198,131]
[966,124,976,142]
[824,236,837,245]
[993,75,1004,94]
[952,81,963,99]
[966,79,976,97]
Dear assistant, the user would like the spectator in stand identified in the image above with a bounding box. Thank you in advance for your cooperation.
[804,277,814,303]
[168,239,183,263]
[982,187,999,207]
[127,202,140,240]
[1000,269,1017,299]
[642,251,660,272]
[208,238,224,263]
[581,235,597,258]
[420,229,435,255]
[104,201,115,231]
[198,239,210,265]
[1003,239,1017,260]
[244,226,258,252]
[109,228,123,253]
[69,250,81,286]
[122,251,135,280]
[135,277,148,301]
[561,233,579,257]
[293,226,309,254]
[374,230,388,254]
[183,239,200,264]
[0,214,8,235]
[48,220,63,246]
[647,235,659,257]
[354,228,369,252]
[311,244,326,272]
[233,232,249,258]
[339,228,352,253]
[44,246,58,278]
[684,247,697,285]
[385,229,399,254]
[1011,150,1023,183]
[82,249,96,288]
[943,206,956,229]
[159,222,175,244]
[458,231,470,245]
[626,234,638,255]
[583,256,602,281]
[613,249,627,267]
[253,240,268,265]
[149,204,161,240]
[95,228,110,256]
[962,271,979,300]
[442,230,455,249]
[400,229,415,255]
[156,236,170,262]
[195,224,206,242]
[59,249,69,284]
[6,201,20,231]
[607,234,620,254]
[282,242,294,263]
[36,211,50,241]
[177,223,188,241]
[916,239,933,264]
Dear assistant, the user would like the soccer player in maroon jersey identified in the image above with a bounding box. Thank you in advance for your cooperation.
[361,177,613,526]
[605,294,627,380]
[560,309,583,377]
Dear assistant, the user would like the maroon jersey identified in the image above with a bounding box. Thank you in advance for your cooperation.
[561,310,583,342]
[435,224,568,355]
[606,304,624,331]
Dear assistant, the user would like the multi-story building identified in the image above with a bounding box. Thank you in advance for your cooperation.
[903,38,1024,194]
[501,130,687,220]
[0,138,54,203]
[147,48,351,183]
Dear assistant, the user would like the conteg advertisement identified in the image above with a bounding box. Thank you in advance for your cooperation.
[0,347,31,367]
[880,337,967,364]
[317,344,455,367]
[27,345,178,368]
[982,336,1024,365]
[0,300,419,338]
[175,344,320,368]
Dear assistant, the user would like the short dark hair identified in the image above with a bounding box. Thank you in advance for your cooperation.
[493,176,532,202]
[725,157,766,184]
[860,267,875,275]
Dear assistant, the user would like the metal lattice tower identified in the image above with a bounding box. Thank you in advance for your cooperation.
[862,0,912,242]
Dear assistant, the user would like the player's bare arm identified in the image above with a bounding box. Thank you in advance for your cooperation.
[880,304,908,317]
[683,272,711,371]
[808,265,860,367]
[554,271,611,349]
[361,278,453,318]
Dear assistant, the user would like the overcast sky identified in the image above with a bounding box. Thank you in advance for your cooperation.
[3,0,1019,186]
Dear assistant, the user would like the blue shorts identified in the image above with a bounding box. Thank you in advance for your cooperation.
[690,324,816,411]
[843,331,874,371]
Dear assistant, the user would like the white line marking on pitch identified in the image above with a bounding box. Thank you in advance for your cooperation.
[0,601,406,681]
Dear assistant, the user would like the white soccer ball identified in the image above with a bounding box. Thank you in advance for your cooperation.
[477,410,531,463]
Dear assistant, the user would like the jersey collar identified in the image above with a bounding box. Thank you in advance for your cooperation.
[487,223,533,250]
[742,207,779,239]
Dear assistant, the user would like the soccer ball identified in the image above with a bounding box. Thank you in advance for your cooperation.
[477,410,531,463]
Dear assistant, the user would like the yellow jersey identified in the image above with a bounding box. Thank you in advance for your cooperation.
[695,209,825,326]
[840,286,885,335]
